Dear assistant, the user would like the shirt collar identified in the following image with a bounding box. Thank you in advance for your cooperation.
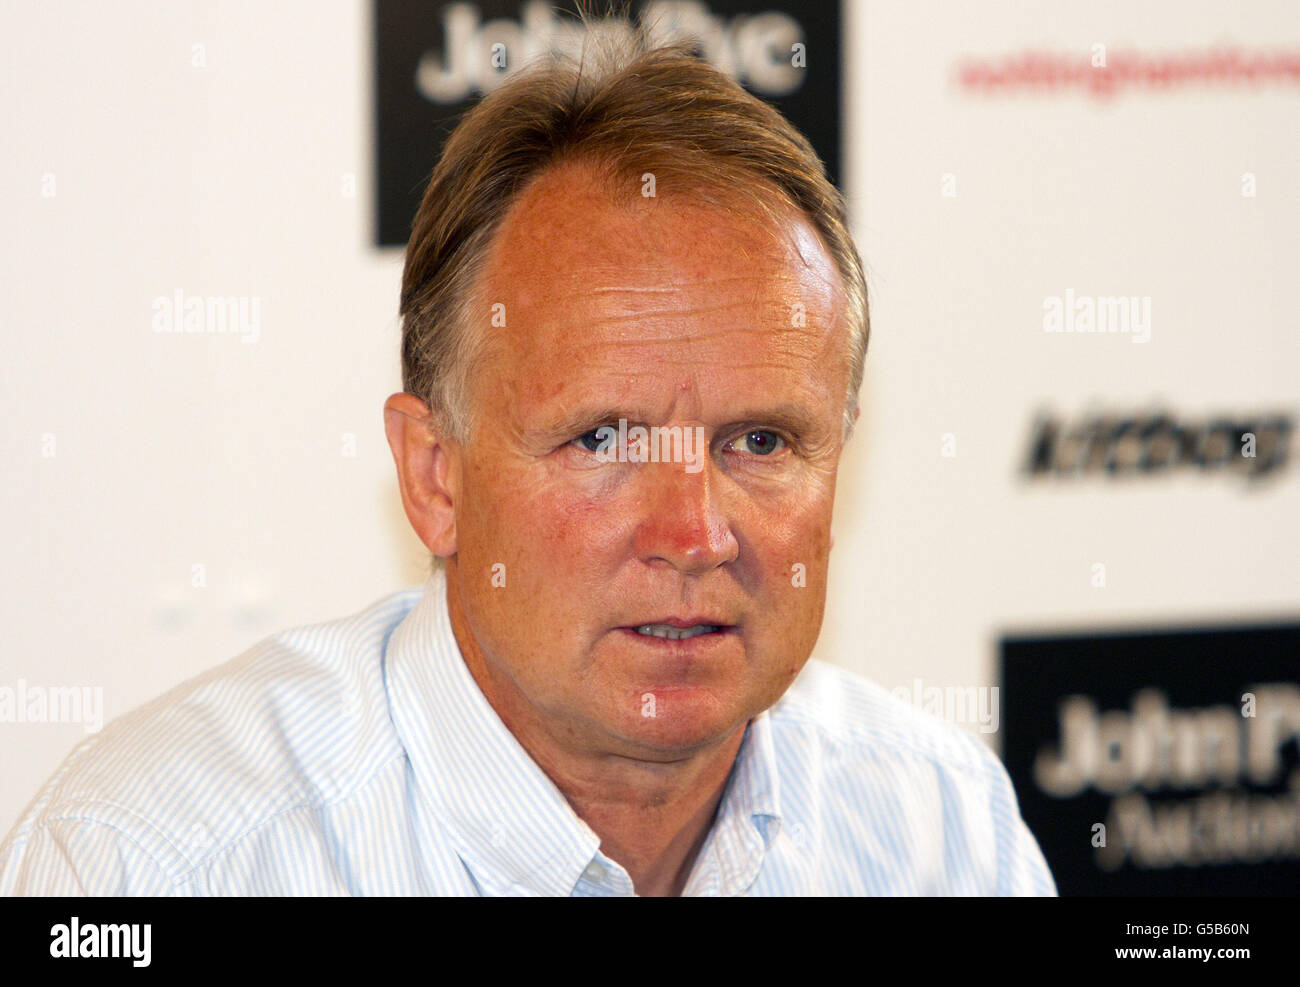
[384,566,784,896]
[684,707,784,896]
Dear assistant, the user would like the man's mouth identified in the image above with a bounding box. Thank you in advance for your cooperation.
[632,624,722,640]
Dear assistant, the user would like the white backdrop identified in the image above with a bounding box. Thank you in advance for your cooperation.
[3,0,1298,832]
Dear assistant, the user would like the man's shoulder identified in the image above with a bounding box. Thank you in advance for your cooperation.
[761,660,1056,895]
[769,658,1000,780]
[2,586,424,884]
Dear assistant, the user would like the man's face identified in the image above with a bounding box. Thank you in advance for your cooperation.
[446,161,852,761]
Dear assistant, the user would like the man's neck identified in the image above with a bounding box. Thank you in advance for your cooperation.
[443,568,748,896]
[532,724,746,896]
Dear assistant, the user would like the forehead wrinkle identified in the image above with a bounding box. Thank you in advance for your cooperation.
[573,268,810,291]
[558,298,763,326]
[507,321,843,386]
[503,231,831,298]
[521,267,826,304]
[490,232,842,353]
[514,271,810,316]
[533,345,836,408]
[513,326,837,371]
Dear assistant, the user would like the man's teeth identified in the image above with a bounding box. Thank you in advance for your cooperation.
[634,624,720,640]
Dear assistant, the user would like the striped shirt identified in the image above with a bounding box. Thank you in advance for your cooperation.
[1,568,1056,896]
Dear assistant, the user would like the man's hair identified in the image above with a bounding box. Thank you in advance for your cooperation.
[399,12,868,443]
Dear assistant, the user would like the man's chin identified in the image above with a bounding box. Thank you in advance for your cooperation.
[602,687,749,757]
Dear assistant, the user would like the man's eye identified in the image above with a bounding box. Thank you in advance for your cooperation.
[573,427,616,453]
[731,430,785,456]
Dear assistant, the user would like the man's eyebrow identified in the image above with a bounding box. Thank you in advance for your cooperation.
[724,405,822,436]
[530,403,824,438]
[530,407,630,439]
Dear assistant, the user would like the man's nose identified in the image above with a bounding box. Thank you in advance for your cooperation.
[631,460,739,574]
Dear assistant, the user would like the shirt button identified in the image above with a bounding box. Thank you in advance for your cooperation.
[582,861,606,883]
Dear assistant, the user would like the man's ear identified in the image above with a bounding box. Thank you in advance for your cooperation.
[384,393,459,557]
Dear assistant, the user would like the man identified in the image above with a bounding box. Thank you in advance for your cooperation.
[1,33,1055,896]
